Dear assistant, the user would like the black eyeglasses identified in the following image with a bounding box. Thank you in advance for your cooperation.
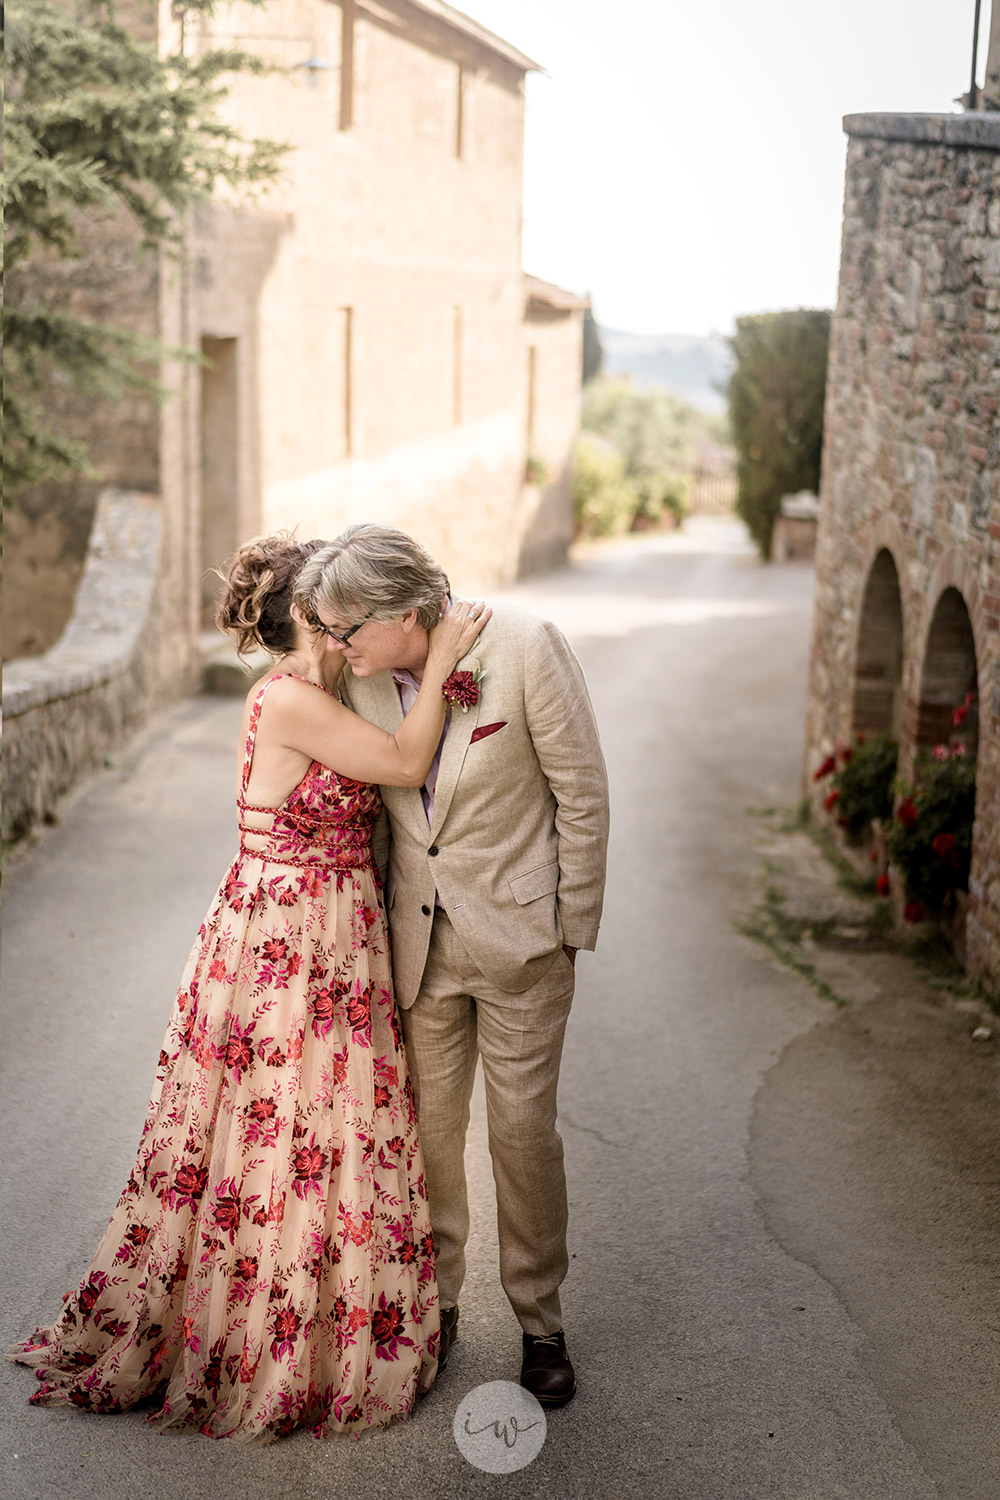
[309,608,375,645]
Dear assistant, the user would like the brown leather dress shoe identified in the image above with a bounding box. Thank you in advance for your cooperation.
[438,1304,460,1373]
[519,1330,576,1406]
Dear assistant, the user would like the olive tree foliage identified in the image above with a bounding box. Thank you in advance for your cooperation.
[726,309,831,559]
[3,1,285,498]
[573,378,699,536]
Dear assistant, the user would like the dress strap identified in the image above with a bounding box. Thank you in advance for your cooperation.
[238,672,342,806]
[239,674,284,806]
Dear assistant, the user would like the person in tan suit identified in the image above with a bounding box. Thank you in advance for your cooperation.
[295,524,609,1406]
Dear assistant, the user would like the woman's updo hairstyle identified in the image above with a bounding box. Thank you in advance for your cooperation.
[215,533,327,661]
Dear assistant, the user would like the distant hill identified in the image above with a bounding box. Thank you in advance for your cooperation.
[598,327,733,414]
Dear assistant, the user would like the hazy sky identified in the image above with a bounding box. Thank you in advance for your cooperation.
[462,0,992,338]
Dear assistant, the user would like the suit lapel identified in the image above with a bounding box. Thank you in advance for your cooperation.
[430,657,483,838]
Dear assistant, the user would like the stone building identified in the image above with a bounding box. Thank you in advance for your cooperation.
[5,0,587,839]
[803,98,1000,996]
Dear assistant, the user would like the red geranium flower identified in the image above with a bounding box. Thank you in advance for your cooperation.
[876,874,891,897]
[823,790,840,811]
[813,755,837,781]
[952,705,968,726]
[932,832,957,860]
[903,899,925,924]
[897,798,918,829]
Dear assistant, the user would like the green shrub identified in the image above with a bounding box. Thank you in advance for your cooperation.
[572,435,638,536]
[888,750,976,918]
[727,309,831,560]
[580,377,706,532]
[825,735,898,841]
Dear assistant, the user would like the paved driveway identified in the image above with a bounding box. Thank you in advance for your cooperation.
[3,519,996,1499]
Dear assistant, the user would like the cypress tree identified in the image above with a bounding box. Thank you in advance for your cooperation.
[726,309,831,560]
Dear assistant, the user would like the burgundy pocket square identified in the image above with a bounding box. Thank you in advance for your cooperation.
[471,721,507,743]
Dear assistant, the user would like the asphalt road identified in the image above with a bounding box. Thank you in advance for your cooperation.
[3,518,997,1500]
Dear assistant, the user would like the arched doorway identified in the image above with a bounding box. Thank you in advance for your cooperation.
[852,549,904,737]
[917,588,979,751]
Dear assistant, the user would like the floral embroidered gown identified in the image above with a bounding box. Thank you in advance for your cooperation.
[10,675,439,1442]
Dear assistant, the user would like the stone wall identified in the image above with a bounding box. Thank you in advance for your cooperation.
[3,491,163,843]
[804,112,1000,996]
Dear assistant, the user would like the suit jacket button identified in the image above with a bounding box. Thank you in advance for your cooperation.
[421,904,431,916]
[428,845,439,856]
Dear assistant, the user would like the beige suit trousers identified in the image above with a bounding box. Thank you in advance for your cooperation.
[401,909,575,1338]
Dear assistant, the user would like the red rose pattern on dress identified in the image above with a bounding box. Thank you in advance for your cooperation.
[9,674,439,1443]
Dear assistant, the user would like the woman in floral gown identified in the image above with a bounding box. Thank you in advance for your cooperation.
[9,535,490,1443]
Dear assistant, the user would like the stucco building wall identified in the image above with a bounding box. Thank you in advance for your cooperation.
[804,112,1000,996]
[187,0,542,597]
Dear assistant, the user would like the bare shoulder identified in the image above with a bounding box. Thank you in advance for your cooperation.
[250,672,344,719]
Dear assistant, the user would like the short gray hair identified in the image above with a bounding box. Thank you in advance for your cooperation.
[294,524,450,631]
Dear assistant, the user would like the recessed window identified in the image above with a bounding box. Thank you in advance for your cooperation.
[339,1,355,132]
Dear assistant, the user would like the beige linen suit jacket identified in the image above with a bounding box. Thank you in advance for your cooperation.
[341,605,610,1006]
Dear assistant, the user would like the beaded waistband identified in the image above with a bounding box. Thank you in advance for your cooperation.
[237,845,373,872]
[238,821,372,872]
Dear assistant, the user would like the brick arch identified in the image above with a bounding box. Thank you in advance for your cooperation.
[912,549,988,754]
[916,594,980,755]
[849,513,910,737]
[852,548,904,736]
[914,548,989,666]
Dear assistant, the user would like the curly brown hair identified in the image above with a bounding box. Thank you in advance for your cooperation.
[214,533,327,661]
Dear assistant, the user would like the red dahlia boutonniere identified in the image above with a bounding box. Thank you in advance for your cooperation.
[442,664,485,712]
